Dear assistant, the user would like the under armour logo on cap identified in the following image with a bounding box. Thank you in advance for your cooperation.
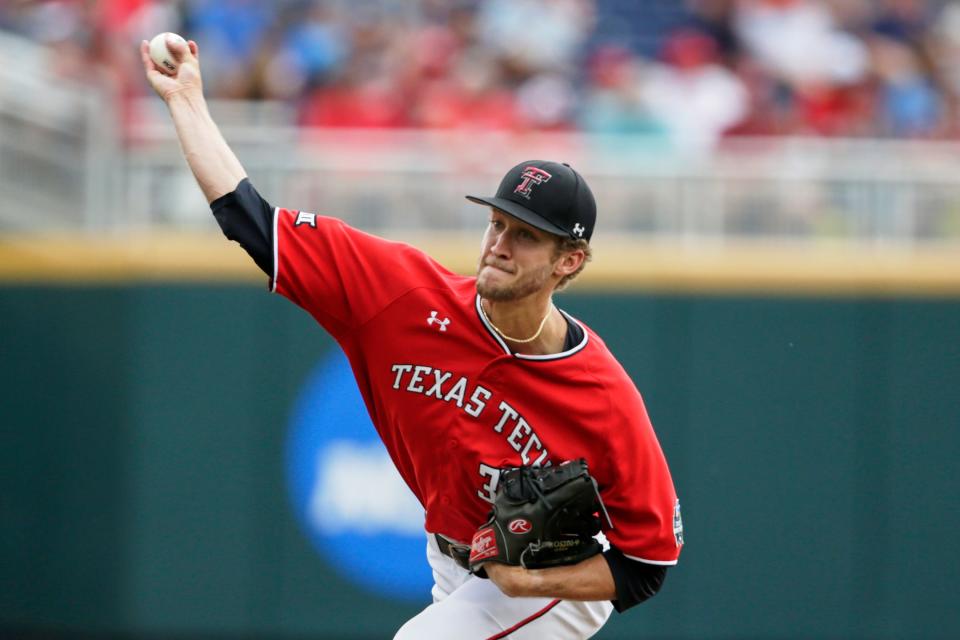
[572,223,585,238]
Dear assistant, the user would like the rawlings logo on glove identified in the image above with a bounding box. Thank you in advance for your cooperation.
[469,528,500,563]
[468,458,610,574]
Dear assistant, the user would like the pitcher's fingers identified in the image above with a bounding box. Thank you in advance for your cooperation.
[188,40,199,59]
[139,40,153,70]
[166,34,188,62]
[140,40,162,74]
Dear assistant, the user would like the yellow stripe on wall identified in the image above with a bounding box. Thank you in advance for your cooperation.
[1,232,959,297]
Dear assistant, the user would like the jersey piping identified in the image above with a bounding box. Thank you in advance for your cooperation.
[270,206,280,293]
[485,599,562,640]
[622,553,678,566]
[474,295,589,360]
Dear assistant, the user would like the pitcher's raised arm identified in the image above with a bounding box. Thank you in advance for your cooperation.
[139,34,246,203]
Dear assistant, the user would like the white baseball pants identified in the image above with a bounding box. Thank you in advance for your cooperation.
[393,533,613,640]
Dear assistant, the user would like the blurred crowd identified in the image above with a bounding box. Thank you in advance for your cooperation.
[4,0,960,148]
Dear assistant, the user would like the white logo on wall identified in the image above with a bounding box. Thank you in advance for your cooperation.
[286,348,431,601]
[309,440,424,535]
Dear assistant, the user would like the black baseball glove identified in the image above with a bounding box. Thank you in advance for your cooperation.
[468,458,610,574]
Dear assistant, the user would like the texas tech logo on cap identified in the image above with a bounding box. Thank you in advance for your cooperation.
[514,166,552,200]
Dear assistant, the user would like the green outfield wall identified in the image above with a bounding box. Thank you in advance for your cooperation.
[2,285,958,639]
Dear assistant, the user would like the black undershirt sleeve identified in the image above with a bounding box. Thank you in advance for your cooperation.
[603,547,668,612]
[210,178,275,277]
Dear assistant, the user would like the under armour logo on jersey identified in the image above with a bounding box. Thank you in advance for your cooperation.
[572,223,585,238]
[514,166,552,200]
[295,211,317,228]
[427,311,450,332]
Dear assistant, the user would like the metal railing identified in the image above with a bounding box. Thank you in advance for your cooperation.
[114,116,960,247]
[0,31,116,231]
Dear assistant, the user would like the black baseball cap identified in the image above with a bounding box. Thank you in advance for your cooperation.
[466,160,597,242]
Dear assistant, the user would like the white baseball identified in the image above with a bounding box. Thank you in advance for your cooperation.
[148,32,187,74]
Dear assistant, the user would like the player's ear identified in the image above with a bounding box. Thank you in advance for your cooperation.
[554,248,585,278]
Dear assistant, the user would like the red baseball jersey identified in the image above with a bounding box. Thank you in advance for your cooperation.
[272,209,683,565]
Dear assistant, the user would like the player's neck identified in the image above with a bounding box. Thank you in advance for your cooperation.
[480,296,566,355]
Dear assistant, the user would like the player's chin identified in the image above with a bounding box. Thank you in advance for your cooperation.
[477,272,515,301]
[480,262,514,276]
[478,266,511,287]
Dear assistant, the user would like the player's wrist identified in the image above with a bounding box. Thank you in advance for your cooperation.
[484,563,533,598]
[521,567,548,597]
[163,84,206,110]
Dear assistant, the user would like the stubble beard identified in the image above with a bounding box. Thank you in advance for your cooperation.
[476,262,555,302]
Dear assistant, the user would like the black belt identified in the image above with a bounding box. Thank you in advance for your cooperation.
[435,534,472,571]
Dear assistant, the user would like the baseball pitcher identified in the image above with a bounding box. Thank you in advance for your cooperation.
[141,35,683,640]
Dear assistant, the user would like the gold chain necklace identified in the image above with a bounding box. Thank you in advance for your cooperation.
[479,299,554,344]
